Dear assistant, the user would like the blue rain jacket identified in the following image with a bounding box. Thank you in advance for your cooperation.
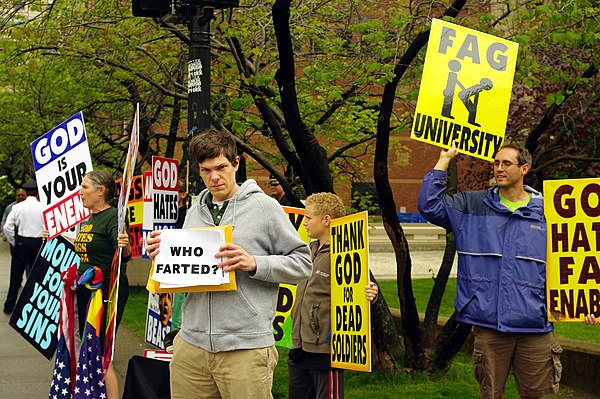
[418,169,553,333]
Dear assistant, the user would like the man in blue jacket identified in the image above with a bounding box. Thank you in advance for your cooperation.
[418,141,562,399]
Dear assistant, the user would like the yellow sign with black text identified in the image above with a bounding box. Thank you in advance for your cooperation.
[330,211,371,372]
[274,207,311,348]
[411,19,519,162]
[545,178,600,322]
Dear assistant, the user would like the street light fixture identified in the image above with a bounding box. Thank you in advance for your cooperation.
[133,0,239,18]
[132,0,239,195]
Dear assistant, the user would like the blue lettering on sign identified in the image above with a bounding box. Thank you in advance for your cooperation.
[31,112,87,170]
[153,222,176,230]
[40,237,81,275]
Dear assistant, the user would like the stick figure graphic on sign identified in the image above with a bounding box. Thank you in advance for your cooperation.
[441,60,493,127]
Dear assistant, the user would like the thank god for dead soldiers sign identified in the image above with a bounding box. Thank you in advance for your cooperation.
[545,178,600,322]
[411,19,519,162]
[330,211,371,372]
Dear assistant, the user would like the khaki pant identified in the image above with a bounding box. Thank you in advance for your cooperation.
[472,327,562,399]
[170,335,278,399]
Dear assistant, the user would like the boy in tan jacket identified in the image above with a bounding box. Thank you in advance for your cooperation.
[289,193,378,399]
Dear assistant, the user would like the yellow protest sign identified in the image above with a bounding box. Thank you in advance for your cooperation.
[330,211,371,372]
[274,206,310,348]
[411,18,519,162]
[545,178,600,322]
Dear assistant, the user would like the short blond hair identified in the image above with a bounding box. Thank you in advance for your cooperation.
[305,192,346,219]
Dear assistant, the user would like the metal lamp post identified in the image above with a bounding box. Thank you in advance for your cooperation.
[132,0,239,194]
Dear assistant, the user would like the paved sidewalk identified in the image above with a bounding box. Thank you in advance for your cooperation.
[370,250,457,280]
[0,242,152,399]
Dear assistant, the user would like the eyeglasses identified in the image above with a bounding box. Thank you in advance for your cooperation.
[493,160,522,169]
[269,182,280,187]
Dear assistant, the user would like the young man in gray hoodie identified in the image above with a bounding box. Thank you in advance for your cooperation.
[146,128,312,399]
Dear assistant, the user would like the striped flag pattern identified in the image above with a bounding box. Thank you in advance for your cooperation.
[73,290,106,399]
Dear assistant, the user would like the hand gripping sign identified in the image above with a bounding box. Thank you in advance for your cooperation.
[31,112,93,238]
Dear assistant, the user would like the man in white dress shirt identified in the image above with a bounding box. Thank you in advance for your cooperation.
[3,181,45,314]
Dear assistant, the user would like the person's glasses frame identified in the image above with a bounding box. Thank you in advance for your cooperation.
[493,160,523,169]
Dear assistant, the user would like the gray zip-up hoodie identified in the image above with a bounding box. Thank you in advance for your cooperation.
[179,179,312,352]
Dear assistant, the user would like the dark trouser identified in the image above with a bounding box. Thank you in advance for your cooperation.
[288,360,344,399]
[3,237,42,312]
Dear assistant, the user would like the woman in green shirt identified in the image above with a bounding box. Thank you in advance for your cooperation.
[74,170,132,399]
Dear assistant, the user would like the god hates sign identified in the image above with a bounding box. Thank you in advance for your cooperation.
[31,112,93,238]
[152,156,178,226]
[330,211,371,372]
[545,178,600,322]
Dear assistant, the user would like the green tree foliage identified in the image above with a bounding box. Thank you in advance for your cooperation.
[0,0,597,373]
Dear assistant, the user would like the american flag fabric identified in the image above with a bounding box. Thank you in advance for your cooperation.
[74,289,106,399]
[48,265,80,399]
[49,335,74,399]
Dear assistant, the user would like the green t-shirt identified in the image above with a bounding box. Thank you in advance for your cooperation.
[499,192,531,212]
[74,207,125,278]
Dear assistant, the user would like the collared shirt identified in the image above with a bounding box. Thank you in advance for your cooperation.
[205,194,229,226]
[3,196,45,246]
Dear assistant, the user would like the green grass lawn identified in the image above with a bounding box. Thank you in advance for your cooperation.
[122,279,598,398]
[377,279,600,344]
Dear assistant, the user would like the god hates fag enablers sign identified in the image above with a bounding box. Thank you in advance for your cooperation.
[330,211,371,372]
[31,112,93,239]
[410,19,519,162]
[545,178,600,322]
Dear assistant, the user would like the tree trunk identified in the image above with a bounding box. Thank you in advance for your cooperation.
[272,0,333,194]
[431,313,472,371]
[369,273,404,371]
[374,0,467,370]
